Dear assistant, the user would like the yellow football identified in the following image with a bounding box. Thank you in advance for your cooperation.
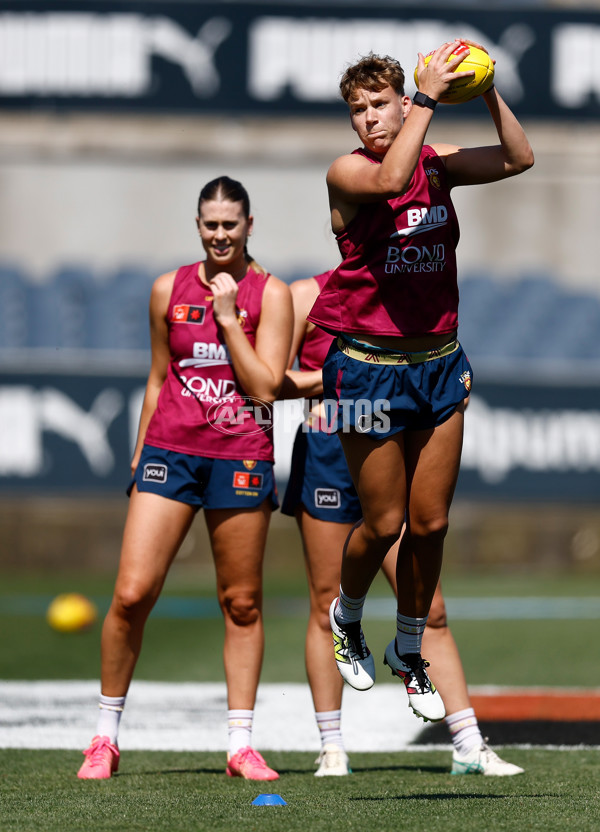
[46,593,98,633]
[414,42,495,105]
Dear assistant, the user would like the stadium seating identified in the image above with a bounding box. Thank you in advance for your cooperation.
[0,264,29,350]
[459,273,600,364]
[87,267,153,351]
[2,264,600,365]
[26,266,96,350]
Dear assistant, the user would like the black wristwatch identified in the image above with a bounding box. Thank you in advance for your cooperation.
[413,91,437,110]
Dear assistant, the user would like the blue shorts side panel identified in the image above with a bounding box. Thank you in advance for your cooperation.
[130,445,278,510]
[281,427,362,523]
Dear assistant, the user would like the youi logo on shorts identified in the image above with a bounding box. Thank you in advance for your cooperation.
[143,463,167,483]
[315,488,341,509]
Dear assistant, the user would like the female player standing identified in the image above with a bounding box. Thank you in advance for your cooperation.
[308,43,533,720]
[77,176,293,781]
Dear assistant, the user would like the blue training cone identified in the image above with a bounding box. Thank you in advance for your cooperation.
[252,793,287,806]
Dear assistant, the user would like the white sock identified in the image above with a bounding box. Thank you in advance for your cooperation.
[315,710,344,751]
[96,694,126,744]
[446,707,483,755]
[395,611,428,655]
[227,709,253,756]
[335,587,367,625]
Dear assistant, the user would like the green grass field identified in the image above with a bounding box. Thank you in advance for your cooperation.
[2,515,600,832]
[3,748,599,832]
[1,566,597,685]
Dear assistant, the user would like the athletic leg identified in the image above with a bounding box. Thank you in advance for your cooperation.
[100,489,195,697]
[299,508,350,714]
[383,555,524,774]
[325,433,406,691]
[421,582,470,713]
[423,583,524,776]
[78,489,195,779]
[337,431,408,599]
[206,502,270,711]
[206,502,279,780]
[298,508,351,775]
[397,404,465,618]
[379,407,464,720]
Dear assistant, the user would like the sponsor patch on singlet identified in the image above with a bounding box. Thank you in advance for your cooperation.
[172,304,206,324]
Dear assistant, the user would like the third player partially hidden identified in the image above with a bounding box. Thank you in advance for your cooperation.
[307,42,534,729]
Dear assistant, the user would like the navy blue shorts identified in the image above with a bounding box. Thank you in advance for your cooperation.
[322,340,472,437]
[129,444,278,511]
[281,426,362,523]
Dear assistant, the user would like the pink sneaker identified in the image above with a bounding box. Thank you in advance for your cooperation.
[77,735,120,780]
[226,747,279,781]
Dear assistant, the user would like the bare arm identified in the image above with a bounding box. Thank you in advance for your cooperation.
[280,277,325,399]
[435,91,534,186]
[130,271,174,473]
[432,42,534,186]
[215,273,293,403]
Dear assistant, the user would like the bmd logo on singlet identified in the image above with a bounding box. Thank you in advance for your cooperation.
[386,205,448,274]
[179,342,230,368]
[390,205,448,240]
[143,464,167,483]
[315,488,341,509]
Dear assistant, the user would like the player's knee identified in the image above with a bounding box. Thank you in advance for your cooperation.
[363,512,405,549]
[426,589,448,629]
[316,597,334,633]
[410,513,449,541]
[112,582,156,620]
[426,606,448,629]
[222,592,260,628]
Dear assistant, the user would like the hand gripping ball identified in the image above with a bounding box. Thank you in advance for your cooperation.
[415,42,495,104]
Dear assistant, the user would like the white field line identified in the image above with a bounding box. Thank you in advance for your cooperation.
[0,681,427,752]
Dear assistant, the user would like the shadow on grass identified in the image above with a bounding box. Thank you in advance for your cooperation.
[114,767,225,777]
[352,762,450,775]
[115,762,451,778]
[350,793,559,802]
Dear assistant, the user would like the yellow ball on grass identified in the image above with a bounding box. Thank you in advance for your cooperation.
[46,593,98,633]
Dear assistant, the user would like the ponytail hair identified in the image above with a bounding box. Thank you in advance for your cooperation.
[198,176,267,275]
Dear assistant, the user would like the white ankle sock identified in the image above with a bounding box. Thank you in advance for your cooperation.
[315,709,344,750]
[335,588,367,625]
[96,694,126,744]
[227,709,253,755]
[446,707,483,755]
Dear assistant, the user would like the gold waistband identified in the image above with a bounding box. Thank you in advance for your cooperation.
[337,336,459,365]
